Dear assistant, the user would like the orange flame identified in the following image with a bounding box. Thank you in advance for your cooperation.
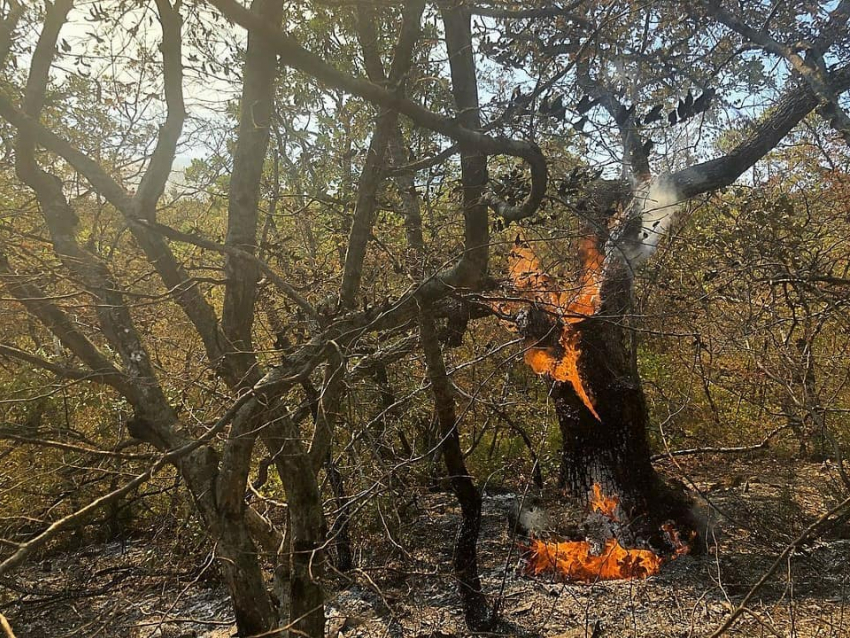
[590,484,620,521]
[524,537,662,581]
[662,522,694,557]
[522,484,691,582]
[507,235,604,419]
[524,485,662,581]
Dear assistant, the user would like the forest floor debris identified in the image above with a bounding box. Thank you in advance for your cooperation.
[2,456,849,637]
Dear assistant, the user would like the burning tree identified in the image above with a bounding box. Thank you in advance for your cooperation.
[1,1,850,636]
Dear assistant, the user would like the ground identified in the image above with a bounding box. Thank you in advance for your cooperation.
[2,455,849,637]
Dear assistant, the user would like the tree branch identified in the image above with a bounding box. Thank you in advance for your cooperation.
[0,95,237,385]
[338,0,424,308]
[671,64,850,199]
[470,1,590,29]
[13,0,176,433]
[0,253,131,395]
[650,425,791,461]
[0,0,22,66]
[136,219,318,320]
[221,0,284,384]
[439,0,490,289]
[134,0,187,218]
[0,612,17,638]
[0,343,119,384]
[207,0,547,222]
[708,495,850,638]
[704,0,850,146]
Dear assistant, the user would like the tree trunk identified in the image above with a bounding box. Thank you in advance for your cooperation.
[181,446,277,636]
[419,312,493,631]
[262,414,327,638]
[326,451,354,571]
[551,264,700,550]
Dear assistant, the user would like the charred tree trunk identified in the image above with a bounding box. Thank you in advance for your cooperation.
[554,272,700,550]
[509,210,703,551]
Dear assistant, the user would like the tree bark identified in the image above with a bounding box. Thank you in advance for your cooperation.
[261,408,327,638]
[549,255,701,550]
[419,312,493,631]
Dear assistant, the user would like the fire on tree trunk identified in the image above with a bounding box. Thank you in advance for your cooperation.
[552,304,698,550]
[502,226,701,561]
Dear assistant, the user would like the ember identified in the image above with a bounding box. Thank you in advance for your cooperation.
[662,522,694,557]
[506,234,604,419]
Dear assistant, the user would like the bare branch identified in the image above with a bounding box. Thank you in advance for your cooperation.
[708,495,850,638]
[136,219,319,320]
[0,430,154,460]
[575,57,649,179]
[0,95,237,384]
[651,425,791,461]
[14,0,176,429]
[0,252,130,394]
[439,1,490,288]
[0,612,17,638]
[308,344,344,471]
[0,342,120,384]
[0,349,322,578]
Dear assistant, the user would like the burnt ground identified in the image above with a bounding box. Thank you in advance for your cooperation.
[3,456,850,638]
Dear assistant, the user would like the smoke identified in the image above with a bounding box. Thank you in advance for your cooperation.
[605,173,681,271]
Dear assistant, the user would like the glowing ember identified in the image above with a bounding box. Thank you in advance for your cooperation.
[590,483,619,521]
[524,537,662,581]
[662,522,694,557]
[506,234,604,419]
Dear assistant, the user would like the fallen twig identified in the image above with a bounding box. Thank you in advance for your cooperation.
[0,612,17,638]
[651,425,790,461]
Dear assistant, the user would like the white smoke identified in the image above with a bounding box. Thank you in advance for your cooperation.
[605,173,681,272]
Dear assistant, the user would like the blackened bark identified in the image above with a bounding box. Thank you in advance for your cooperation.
[372,361,413,457]
[419,312,493,631]
[550,262,701,550]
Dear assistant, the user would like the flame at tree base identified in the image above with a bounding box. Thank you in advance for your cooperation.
[524,537,662,581]
[520,484,691,582]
